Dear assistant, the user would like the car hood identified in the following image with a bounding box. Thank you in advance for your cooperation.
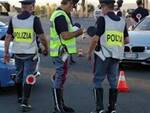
[0,41,12,58]
[127,31,150,46]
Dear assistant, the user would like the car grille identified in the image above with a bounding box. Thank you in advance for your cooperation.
[124,46,145,52]
[124,46,130,52]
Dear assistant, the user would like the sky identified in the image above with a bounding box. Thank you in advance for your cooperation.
[0,0,150,6]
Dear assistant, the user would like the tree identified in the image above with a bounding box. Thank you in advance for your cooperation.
[81,0,85,12]
[40,5,47,15]
[34,3,58,18]
[78,0,86,17]
[34,5,41,15]
[48,3,57,16]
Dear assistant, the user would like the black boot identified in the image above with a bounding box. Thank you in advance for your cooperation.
[52,88,66,113]
[16,83,23,103]
[91,88,105,113]
[21,84,32,112]
[106,89,118,113]
[61,89,75,113]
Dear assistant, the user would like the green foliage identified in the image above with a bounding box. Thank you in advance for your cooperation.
[34,5,41,15]
[34,3,58,17]
[40,5,47,15]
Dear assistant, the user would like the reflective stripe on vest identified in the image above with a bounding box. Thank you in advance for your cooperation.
[11,15,37,54]
[100,15,125,60]
[50,10,76,57]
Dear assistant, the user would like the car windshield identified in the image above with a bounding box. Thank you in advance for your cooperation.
[134,17,150,31]
[0,21,6,27]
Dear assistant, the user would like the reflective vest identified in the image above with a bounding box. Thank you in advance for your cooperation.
[11,15,37,54]
[99,15,125,59]
[50,10,77,57]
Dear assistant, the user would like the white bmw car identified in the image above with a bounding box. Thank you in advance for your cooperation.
[122,16,150,65]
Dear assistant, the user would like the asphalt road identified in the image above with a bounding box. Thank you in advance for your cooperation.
[0,17,150,113]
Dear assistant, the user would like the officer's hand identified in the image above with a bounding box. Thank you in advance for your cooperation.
[4,53,10,64]
[76,28,84,37]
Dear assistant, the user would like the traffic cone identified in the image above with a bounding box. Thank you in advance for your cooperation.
[117,70,129,93]
[78,48,84,57]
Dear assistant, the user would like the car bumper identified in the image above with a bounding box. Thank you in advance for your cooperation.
[122,51,150,65]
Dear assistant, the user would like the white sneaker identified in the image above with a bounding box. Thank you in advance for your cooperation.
[111,110,116,113]
[20,104,32,112]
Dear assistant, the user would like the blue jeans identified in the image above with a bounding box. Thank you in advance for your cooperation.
[52,56,68,89]
[93,55,119,89]
[15,56,38,84]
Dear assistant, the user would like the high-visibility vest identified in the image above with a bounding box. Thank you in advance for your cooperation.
[11,15,37,54]
[98,15,125,60]
[50,10,77,57]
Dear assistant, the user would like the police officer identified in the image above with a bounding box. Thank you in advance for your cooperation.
[87,0,129,113]
[4,0,48,112]
[49,0,83,113]
[132,0,149,23]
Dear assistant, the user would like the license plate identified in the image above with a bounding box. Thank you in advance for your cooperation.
[124,53,138,59]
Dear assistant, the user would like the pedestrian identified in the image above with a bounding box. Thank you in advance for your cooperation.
[49,0,83,113]
[4,0,48,112]
[94,5,103,20]
[132,0,149,23]
[87,0,129,113]
[115,0,123,17]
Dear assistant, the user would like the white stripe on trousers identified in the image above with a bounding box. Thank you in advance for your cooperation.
[54,89,61,112]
